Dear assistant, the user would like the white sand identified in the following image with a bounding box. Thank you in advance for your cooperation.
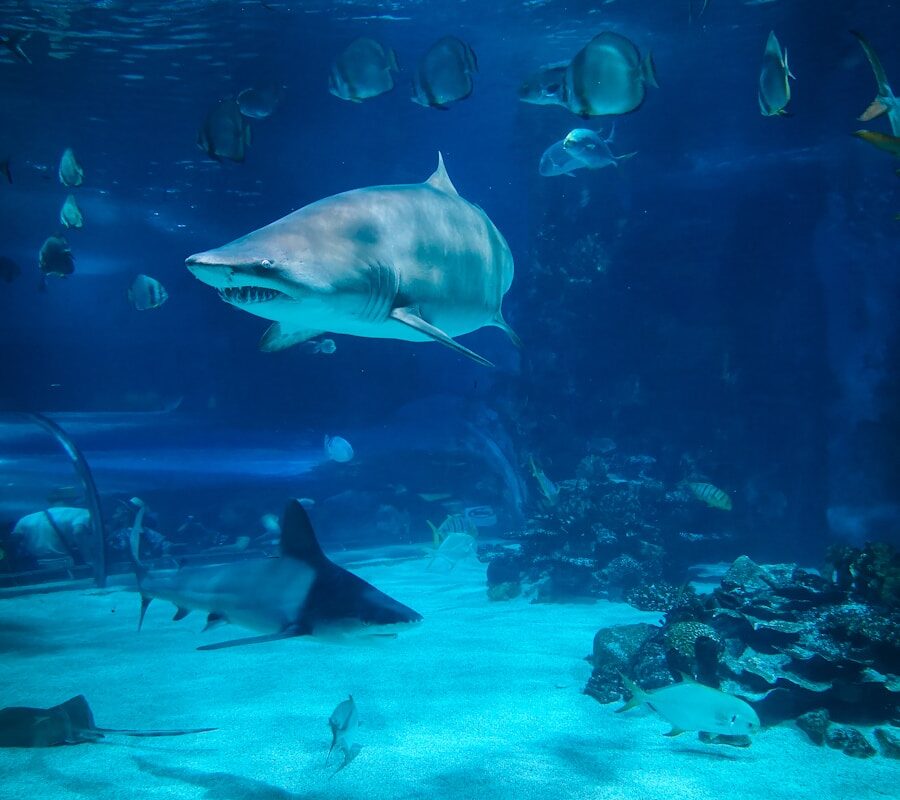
[0,556,894,800]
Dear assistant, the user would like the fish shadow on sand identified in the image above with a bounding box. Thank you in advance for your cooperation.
[40,764,121,798]
[548,739,618,783]
[0,618,65,655]
[134,756,324,800]
[674,744,747,762]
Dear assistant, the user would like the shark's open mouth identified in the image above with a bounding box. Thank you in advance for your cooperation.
[217,286,289,305]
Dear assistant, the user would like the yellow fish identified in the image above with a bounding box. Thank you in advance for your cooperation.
[854,130,900,158]
[686,481,732,511]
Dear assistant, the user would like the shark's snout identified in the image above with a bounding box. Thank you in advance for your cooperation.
[186,251,293,308]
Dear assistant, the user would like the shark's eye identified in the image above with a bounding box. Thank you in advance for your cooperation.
[546,83,560,94]
[730,714,737,724]
[260,259,273,269]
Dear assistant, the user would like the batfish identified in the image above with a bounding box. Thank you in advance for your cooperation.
[0,695,214,748]
[186,154,518,366]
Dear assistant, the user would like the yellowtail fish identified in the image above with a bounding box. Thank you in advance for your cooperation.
[758,31,794,117]
[529,456,559,505]
[854,130,900,157]
[617,673,759,737]
[686,481,732,511]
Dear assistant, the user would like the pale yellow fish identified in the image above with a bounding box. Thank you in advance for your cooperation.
[686,481,732,511]
[617,673,760,737]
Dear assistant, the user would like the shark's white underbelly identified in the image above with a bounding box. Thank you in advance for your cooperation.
[141,560,315,634]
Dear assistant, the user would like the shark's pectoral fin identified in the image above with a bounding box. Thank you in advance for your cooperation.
[389,307,493,367]
[202,612,228,632]
[259,323,323,352]
[492,312,522,348]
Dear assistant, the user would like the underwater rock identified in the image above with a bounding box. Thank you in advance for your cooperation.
[584,623,657,703]
[627,581,693,612]
[663,621,723,680]
[825,725,876,758]
[874,727,900,759]
[796,709,831,745]
[601,555,645,597]
[825,542,900,609]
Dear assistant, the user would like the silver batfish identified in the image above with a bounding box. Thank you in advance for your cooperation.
[185,154,519,366]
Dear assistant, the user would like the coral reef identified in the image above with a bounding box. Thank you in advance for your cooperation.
[486,449,729,602]
[584,549,900,757]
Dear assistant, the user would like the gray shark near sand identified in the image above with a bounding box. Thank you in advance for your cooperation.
[185,153,518,367]
[133,499,422,650]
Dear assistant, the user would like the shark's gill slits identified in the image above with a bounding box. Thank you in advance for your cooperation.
[218,287,288,305]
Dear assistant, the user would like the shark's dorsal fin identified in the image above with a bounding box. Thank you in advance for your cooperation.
[426,152,458,196]
[280,500,327,564]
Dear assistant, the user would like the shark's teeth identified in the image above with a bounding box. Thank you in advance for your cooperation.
[218,286,287,305]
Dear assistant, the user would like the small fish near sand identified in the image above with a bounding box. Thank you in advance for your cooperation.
[59,194,84,229]
[197,98,252,162]
[58,148,84,187]
[530,456,559,505]
[617,673,760,738]
[330,37,399,103]
[412,36,478,110]
[0,695,214,748]
[39,233,75,285]
[325,434,354,463]
[758,31,794,117]
[327,695,361,773]
[128,273,168,311]
[685,481,732,511]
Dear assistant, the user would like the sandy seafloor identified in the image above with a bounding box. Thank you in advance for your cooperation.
[0,553,895,800]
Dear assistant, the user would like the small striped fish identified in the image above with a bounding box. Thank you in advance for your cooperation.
[686,482,732,511]
[128,273,168,311]
[427,514,477,547]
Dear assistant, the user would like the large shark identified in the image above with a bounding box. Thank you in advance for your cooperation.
[185,153,518,367]
[133,500,422,649]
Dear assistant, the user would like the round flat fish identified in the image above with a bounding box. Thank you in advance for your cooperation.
[128,274,168,310]
[412,36,478,109]
[58,148,84,187]
[758,31,793,117]
[566,31,658,116]
[329,38,399,102]
[237,83,283,119]
[539,140,586,177]
[60,194,84,229]
[325,435,354,463]
[197,99,252,162]
[39,234,74,277]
